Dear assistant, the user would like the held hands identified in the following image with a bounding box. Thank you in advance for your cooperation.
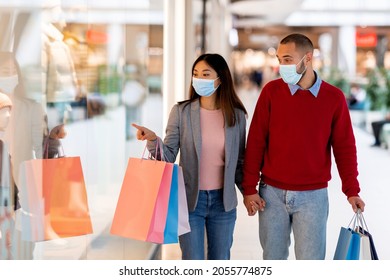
[244,194,266,216]
[347,196,365,213]
[131,123,157,141]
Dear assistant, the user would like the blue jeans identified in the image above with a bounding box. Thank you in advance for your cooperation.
[258,183,329,260]
[179,189,236,260]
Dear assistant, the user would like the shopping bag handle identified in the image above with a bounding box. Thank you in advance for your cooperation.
[347,208,369,233]
[42,135,65,159]
[356,209,370,233]
[141,139,165,162]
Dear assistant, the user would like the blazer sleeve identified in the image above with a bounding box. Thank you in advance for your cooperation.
[235,110,247,194]
[147,104,180,162]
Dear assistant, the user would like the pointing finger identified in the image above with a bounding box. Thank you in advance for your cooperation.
[131,123,142,130]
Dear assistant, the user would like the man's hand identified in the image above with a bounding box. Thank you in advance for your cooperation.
[348,196,365,212]
[243,194,266,216]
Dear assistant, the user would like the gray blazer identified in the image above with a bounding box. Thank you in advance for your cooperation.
[147,99,246,212]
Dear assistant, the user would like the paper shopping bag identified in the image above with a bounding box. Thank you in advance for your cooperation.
[110,157,168,241]
[18,157,93,241]
[162,164,179,244]
[356,210,379,260]
[333,209,380,260]
[162,164,190,244]
[358,227,379,260]
[334,226,361,260]
[359,233,371,260]
[346,230,360,260]
[177,165,190,236]
[146,163,174,243]
[334,227,353,260]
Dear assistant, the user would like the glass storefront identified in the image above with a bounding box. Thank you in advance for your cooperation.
[0,0,164,260]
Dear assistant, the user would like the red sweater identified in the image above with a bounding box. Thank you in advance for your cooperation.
[242,78,360,198]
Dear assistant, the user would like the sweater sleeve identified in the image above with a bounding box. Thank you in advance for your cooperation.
[242,86,270,195]
[331,92,360,198]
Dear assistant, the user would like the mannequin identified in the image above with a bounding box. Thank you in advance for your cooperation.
[42,1,78,127]
[0,52,44,251]
[0,92,16,259]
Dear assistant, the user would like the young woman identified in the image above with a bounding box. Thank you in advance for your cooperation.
[133,53,249,260]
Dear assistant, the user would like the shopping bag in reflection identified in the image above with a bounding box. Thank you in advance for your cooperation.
[110,157,169,241]
[18,157,93,241]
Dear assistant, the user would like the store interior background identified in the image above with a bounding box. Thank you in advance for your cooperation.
[0,0,390,260]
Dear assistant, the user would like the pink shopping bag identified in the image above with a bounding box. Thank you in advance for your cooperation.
[146,163,174,243]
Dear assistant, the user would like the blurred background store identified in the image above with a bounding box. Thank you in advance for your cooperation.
[0,0,389,260]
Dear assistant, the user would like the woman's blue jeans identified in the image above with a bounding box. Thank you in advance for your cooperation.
[258,183,329,260]
[179,189,236,260]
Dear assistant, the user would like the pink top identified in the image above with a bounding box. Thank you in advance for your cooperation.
[199,107,225,190]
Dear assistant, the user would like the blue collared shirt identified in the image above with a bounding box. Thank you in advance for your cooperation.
[287,71,322,97]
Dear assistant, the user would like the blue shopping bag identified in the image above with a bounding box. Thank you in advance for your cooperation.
[163,164,179,244]
[346,229,360,260]
[334,227,352,260]
[334,227,361,260]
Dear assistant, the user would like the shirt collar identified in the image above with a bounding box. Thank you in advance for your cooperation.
[287,71,322,97]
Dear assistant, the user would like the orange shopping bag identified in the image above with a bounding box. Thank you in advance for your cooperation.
[110,156,170,241]
[18,157,93,241]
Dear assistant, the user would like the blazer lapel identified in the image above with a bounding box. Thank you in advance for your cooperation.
[191,100,202,161]
[224,122,234,167]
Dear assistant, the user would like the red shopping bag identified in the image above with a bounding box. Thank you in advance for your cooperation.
[18,157,93,241]
[110,157,170,241]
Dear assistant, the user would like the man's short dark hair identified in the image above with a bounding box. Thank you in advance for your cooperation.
[280,33,314,52]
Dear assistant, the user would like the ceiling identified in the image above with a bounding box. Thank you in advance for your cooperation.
[229,0,303,28]
[228,0,390,28]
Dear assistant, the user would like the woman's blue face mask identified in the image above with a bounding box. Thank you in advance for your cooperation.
[192,77,220,97]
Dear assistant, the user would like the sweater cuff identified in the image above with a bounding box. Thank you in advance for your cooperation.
[243,186,258,196]
[346,193,360,199]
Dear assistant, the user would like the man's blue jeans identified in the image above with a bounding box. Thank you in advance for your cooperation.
[179,189,236,260]
[258,183,329,260]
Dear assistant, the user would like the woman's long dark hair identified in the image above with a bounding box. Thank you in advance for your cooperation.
[180,53,247,127]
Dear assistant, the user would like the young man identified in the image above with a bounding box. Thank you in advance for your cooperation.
[242,33,365,260]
